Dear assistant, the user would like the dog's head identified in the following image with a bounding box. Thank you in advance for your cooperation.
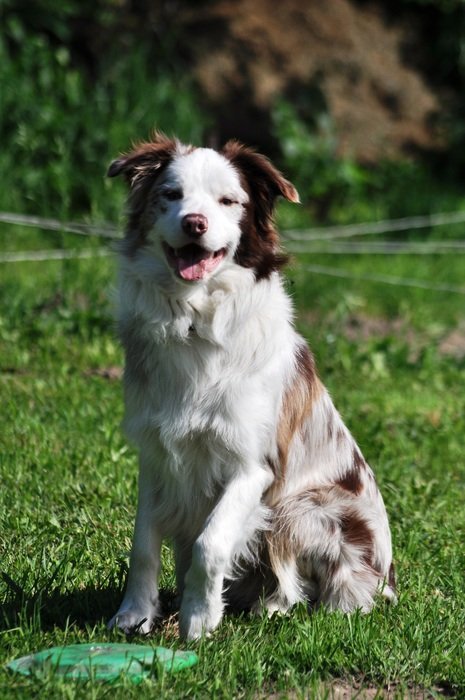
[108,132,299,286]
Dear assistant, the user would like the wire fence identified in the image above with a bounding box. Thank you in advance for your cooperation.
[0,212,119,240]
[282,210,465,241]
[286,241,465,255]
[0,248,111,263]
[1,209,464,293]
[3,209,465,244]
[302,264,465,295]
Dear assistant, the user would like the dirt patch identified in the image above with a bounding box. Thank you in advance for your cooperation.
[181,0,441,161]
[319,313,465,360]
[438,328,465,360]
[343,315,414,344]
[328,679,454,699]
[266,679,454,699]
[83,366,123,380]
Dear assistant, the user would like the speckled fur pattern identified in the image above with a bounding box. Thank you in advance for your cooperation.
[106,133,395,640]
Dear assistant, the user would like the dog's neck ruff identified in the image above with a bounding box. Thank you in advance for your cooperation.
[118,257,275,347]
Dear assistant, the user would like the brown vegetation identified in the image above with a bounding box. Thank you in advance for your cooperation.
[180,0,442,160]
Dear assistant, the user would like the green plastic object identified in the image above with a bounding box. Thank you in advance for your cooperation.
[6,643,198,683]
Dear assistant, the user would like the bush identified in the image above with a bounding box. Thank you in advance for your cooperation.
[0,14,209,222]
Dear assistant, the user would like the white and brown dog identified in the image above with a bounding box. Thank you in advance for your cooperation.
[107,133,395,641]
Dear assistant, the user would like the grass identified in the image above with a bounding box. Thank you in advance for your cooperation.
[0,217,464,699]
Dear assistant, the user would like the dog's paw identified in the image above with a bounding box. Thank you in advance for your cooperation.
[251,594,292,618]
[107,607,156,635]
[178,595,223,641]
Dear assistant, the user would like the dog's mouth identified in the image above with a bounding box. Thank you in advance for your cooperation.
[163,242,227,281]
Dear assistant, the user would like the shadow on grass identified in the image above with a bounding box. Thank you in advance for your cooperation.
[0,573,178,634]
[1,585,120,632]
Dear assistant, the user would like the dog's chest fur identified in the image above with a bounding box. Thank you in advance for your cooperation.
[118,264,295,488]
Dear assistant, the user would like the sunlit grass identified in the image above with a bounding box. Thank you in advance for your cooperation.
[1,239,464,698]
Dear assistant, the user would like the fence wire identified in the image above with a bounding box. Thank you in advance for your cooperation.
[1,209,464,294]
[302,264,465,295]
[0,248,111,263]
[282,210,465,241]
[0,212,119,239]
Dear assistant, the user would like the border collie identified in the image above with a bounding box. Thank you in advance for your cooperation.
[107,133,395,640]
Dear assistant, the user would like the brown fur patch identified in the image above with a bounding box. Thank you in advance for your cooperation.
[337,468,364,495]
[388,561,396,591]
[336,447,367,495]
[353,447,367,471]
[221,140,298,280]
[340,508,374,567]
[107,133,180,183]
[275,345,321,479]
[107,132,181,255]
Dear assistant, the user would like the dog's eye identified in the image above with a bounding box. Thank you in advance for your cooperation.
[163,189,183,201]
[220,196,237,206]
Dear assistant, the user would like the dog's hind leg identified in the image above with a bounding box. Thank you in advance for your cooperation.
[251,554,304,616]
[268,487,392,614]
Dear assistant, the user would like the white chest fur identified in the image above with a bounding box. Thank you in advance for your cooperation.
[118,262,296,480]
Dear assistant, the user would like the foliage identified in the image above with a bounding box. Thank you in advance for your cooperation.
[385,0,465,170]
[271,100,370,219]
[0,14,209,222]
[272,99,465,224]
[2,2,465,232]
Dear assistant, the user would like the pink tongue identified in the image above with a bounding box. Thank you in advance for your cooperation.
[177,251,215,281]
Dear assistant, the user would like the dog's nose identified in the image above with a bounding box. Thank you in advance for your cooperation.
[182,213,208,238]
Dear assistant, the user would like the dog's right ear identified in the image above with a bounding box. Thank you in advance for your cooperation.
[107,132,179,187]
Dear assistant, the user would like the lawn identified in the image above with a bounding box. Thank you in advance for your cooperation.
[0,219,464,698]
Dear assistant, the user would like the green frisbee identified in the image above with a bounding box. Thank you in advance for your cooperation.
[7,643,198,683]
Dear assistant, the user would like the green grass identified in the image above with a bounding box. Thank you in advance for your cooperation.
[1,224,464,698]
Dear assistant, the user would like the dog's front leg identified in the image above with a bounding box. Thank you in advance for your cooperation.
[108,457,161,634]
[179,466,271,640]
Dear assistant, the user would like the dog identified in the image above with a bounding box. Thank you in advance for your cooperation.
[107,133,396,641]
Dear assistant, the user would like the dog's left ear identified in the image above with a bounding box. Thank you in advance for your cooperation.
[221,140,300,208]
[107,132,179,187]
